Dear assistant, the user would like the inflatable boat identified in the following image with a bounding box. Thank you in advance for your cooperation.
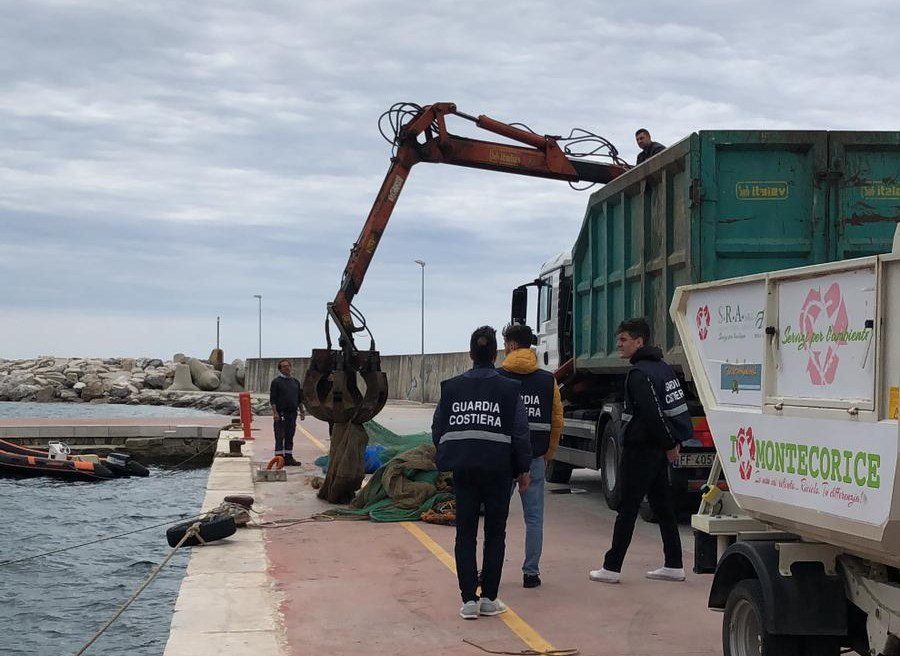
[0,439,148,481]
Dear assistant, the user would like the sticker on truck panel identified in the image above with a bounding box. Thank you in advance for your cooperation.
[706,408,897,526]
[775,268,875,401]
[721,363,762,392]
[861,184,900,200]
[736,181,789,200]
[685,281,767,408]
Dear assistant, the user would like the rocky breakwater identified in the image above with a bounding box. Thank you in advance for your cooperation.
[0,353,270,416]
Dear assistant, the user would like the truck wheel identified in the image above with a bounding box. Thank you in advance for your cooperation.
[600,421,622,510]
[639,500,658,523]
[723,579,798,656]
[545,459,573,484]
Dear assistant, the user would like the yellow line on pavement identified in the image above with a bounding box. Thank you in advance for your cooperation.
[401,521,556,654]
[300,424,554,652]
[298,424,327,452]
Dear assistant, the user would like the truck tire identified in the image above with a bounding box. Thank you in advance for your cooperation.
[545,459,573,484]
[599,421,622,510]
[723,579,799,656]
[639,500,658,523]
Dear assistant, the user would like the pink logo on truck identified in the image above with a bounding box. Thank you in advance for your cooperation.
[736,426,755,480]
[798,282,848,386]
[696,305,711,341]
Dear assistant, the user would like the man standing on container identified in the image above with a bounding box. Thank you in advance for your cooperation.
[498,323,563,589]
[590,318,692,583]
[269,358,305,466]
[432,326,532,619]
[635,128,666,165]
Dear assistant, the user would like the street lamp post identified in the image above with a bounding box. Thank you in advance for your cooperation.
[253,295,262,359]
[414,260,426,403]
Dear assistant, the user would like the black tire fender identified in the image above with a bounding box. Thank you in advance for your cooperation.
[711,541,846,637]
[166,515,236,548]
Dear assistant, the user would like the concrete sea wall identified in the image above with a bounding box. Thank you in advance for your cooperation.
[245,351,507,403]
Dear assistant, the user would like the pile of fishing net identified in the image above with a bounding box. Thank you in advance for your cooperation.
[318,420,455,524]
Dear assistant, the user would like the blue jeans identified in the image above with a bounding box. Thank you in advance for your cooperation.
[514,456,545,576]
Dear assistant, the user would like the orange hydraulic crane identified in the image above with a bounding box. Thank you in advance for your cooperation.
[303,102,628,503]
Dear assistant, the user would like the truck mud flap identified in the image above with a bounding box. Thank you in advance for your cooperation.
[710,540,847,636]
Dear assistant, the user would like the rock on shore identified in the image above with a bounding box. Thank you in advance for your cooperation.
[0,355,270,416]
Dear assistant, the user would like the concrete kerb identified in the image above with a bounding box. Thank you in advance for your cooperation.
[164,428,284,656]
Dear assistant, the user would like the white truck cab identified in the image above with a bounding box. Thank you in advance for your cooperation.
[531,251,570,373]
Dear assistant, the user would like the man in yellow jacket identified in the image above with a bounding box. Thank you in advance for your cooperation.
[498,323,564,588]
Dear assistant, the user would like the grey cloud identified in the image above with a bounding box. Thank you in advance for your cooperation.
[1,0,898,358]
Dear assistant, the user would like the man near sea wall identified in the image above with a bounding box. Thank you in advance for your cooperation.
[269,359,305,466]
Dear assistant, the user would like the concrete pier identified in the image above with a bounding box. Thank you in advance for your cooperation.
[0,418,226,462]
[163,427,281,655]
[164,403,722,655]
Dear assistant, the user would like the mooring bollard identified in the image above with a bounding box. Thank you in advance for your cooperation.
[239,392,254,441]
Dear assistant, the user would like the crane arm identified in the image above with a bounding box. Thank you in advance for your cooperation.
[329,101,627,347]
[307,101,628,504]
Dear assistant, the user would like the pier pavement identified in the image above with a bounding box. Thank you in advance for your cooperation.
[165,402,721,655]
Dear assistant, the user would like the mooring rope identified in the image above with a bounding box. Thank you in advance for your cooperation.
[0,513,205,567]
[72,522,203,655]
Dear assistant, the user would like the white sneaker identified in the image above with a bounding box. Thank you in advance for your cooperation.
[478,598,508,616]
[589,567,620,583]
[459,600,479,619]
[646,566,686,581]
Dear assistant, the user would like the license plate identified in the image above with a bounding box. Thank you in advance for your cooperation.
[675,452,715,468]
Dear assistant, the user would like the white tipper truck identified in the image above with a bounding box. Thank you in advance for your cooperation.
[670,226,900,655]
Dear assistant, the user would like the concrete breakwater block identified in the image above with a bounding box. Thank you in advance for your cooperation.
[217,363,243,393]
[189,358,219,391]
[168,363,200,391]
[254,468,287,482]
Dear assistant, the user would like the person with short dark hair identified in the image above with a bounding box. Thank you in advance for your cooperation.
[269,358,305,466]
[635,128,666,165]
[498,323,563,589]
[590,317,693,584]
[432,325,532,619]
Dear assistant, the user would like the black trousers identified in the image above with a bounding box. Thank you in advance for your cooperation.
[274,410,297,456]
[453,468,513,602]
[603,446,682,572]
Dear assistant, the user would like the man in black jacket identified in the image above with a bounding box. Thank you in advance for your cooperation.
[590,318,693,584]
[432,326,532,620]
[635,128,666,165]
[269,358,305,466]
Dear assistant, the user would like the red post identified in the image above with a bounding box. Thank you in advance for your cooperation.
[239,392,254,440]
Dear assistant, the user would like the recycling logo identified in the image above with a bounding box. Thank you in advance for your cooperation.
[696,305,711,341]
[798,282,848,386]
[735,426,756,481]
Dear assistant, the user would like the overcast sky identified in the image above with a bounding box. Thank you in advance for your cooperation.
[1,0,897,361]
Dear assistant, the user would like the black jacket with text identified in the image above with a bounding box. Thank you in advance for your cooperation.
[621,346,693,450]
